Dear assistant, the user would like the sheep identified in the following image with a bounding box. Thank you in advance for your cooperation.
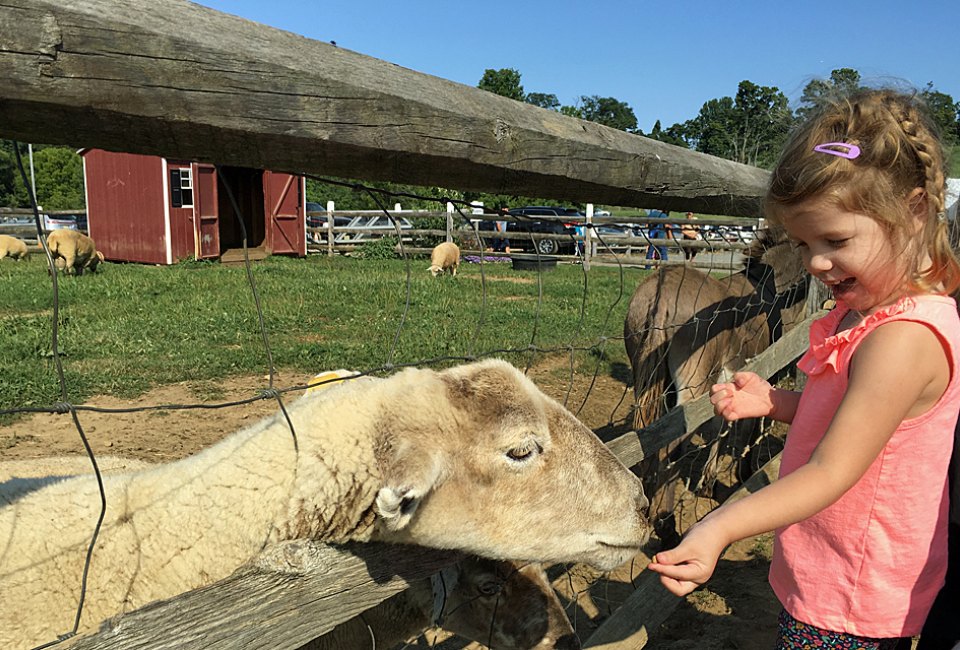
[0,359,649,648]
[0,233,28,260]
[46,228,103,274]
[306,557,579,650]
[428,241,460,276]
[2,456,578,650]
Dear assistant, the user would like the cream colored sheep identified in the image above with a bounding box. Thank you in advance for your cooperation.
[0,233,28,260]
[306,557,578,650]
[428,241,460,276]
[1,456,577,650]
[46,228,102,275]
[0,359,649,648]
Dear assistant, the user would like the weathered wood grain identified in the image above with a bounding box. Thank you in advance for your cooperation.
[66,541,460,650]
[0,0,769,215]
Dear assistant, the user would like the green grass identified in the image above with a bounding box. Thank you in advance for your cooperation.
[0,255,653,412]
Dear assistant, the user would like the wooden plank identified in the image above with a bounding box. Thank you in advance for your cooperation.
[66,541,460,650]
[582,454,782,649]
[606,311,818,470]
[0,1,769,216]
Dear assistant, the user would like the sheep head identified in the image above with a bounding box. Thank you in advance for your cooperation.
[371,359,650,571]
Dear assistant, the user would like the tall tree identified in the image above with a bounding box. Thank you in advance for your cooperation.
[478,68,525,101]
[683,81,793,167]
[646,120,690,148]
[796,68,863,120]
[577,95,639,133]
[920,83,959,146]
[525,92,560,111]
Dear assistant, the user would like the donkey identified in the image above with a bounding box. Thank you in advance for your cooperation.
[623,227,809,545]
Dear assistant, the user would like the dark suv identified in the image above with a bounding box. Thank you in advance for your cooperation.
[482,206,581,255]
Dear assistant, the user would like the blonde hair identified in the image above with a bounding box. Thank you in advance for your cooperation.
[764,89,960,295]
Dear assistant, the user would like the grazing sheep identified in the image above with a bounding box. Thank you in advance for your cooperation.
[0,359,649,648]
[0,233,28,260]
[307,557,579,650]
[46,228,103,274]
[428,241,460,276]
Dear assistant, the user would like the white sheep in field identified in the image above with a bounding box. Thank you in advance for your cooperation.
[307,557,579,650]
[428,241,460,276]
[0,359,649,649]
[2,455,577,650]
[0,233,28,260]
[46,228,103,274]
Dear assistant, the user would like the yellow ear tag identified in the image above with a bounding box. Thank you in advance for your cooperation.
[306,370,360,395]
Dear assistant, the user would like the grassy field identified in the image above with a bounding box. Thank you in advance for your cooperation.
[0,254,654,415]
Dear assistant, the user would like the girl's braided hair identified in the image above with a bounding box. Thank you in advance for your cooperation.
[764,88,960,295]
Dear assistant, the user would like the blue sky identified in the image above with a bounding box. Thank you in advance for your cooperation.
[194,0,958,133]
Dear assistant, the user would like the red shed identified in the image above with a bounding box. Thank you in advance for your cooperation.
[80,149,306,264]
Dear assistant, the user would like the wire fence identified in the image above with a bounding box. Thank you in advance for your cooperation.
[0,146,811,650]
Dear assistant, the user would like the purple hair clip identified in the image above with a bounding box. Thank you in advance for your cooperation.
[813,142,861,160]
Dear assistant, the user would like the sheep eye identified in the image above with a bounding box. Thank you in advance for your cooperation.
[506,441,542,462]
[478,580,502,596]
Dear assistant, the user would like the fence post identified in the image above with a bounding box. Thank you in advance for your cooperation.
[325,200,335,258]
[583,203,593,271]
[446,202,454,243]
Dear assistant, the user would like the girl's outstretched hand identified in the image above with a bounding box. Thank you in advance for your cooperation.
[646,523,726,597]
[710,371,774,421]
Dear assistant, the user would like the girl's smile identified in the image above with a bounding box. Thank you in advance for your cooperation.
[781,196,912,316]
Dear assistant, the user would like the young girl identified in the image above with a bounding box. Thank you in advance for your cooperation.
[648,89,960,648]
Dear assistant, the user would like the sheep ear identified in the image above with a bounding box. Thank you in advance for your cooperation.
[375,452,443,531]
[375,485,425,531]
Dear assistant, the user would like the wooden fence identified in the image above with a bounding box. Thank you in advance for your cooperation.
[0,1,795,648]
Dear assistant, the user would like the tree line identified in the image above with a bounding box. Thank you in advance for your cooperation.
[2,68,957,212]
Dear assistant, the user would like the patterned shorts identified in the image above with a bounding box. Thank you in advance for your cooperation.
[776,609,905,649]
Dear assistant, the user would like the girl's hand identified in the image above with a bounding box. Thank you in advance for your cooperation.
[646,522,727,597]
[710,372,774,421]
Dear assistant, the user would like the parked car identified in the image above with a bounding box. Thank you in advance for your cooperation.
[42,213,81,231]
[305,201,351,242]
[496,206,583,256]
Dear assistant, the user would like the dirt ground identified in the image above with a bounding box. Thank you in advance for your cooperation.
[0,360,782,649]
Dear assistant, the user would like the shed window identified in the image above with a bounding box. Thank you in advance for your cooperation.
[170,168,194,208]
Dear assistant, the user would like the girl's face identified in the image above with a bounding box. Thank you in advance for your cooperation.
[781,196,910,315]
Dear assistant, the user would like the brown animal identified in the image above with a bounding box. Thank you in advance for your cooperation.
[307,557,578,649]
[0,234,28,260]
[623,228,808,544]
[429,241,460,276]
[46,229,103,274]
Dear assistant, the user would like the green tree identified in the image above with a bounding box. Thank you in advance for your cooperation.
[646,120,690,148]
[478,68,524,101]
[683,81,793,167]
[577,95,638,132]
[796,68,863,120]
[30,146,85,209]
[920,83,959,146]
[525,92,560,111]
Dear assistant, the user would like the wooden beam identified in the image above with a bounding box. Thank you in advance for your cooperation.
[0,1,769,216]
[66,541,460,650]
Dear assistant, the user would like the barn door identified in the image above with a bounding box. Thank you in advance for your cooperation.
[193,163,220,259]
[263,171,305,256]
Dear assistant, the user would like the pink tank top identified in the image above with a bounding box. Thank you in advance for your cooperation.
[769,295,960,637]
